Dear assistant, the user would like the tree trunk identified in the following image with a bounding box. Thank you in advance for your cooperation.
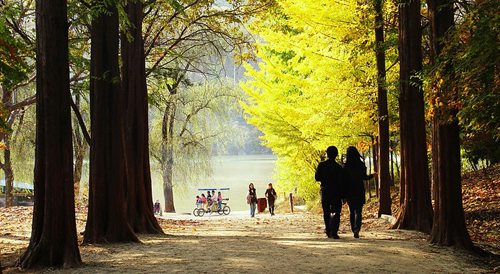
[162,163,175,213]
[396,148,403,203]
[121,0,163,234]
[17,0,81,268]
[392,0,433,233]
[3,138,14,207]
[162,96,176,213]
[397,149,404,205]
[84,1,138,244]
[390,140,395,186]
[72,96,87,199]
[374,0,392,216]
[73,136,86,199]
[429,117,476,249]
[427,0,476,250]
[368,147,372,174]
[366,148,372,199]
[372,141,379,197]
[1,86,14,207]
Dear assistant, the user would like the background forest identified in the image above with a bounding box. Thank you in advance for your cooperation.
[0,0,498,270]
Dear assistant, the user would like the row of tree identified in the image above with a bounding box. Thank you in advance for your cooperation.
[0,0,271,269]
[0,0,268,213]
[15,0,162,268]
[242,0,497,251]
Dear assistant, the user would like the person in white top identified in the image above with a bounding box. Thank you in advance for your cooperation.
[211,190,218,210]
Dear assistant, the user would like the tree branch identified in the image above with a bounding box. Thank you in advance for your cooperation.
[385,57,399,73]
[78,0,91,8]
[9,95,36,112]
[70,97,91,145]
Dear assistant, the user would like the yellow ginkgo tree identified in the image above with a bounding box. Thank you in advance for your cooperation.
[241,0,399,204]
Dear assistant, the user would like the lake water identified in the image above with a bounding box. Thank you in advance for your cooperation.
[151,154,276,214]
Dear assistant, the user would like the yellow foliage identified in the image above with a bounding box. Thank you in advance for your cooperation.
[241,0,399,201]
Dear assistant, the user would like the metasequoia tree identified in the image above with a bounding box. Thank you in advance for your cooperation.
[121,0,163,234]
[17,0,81,268]
[84,0,138,243]
[374,0,392,216]
[392,0,433,233]
[427,0,475,249]
[1,0,93,203]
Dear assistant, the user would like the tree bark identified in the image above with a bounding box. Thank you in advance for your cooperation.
[1,86,15,207]
[17,0,81,268]
[368,147,372,173]
[72,96,87,199]
[397,153,403,206]
[84,1,138,244]
[73,137,86,199]
[162,99,176,213]
[427,0,476,250]
[371,141,379,197]
[390,140,395,186]
[374,0,392,216]
[3,138,14,207]
[392,0,433,233]
[121,0,163,234]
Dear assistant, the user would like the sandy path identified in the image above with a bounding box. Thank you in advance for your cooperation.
[10,211,484,273]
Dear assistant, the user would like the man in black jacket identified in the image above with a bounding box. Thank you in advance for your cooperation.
[315,146,345,238]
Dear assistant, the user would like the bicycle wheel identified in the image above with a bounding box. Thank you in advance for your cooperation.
[197,208,205,217]
[223,206,230,215]
[193,208,199,217]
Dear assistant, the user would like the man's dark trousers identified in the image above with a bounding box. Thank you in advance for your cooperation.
[321,189,342,236]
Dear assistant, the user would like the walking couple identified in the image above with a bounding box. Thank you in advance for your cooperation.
[315,146,374,239]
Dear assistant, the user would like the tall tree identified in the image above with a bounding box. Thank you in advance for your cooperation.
[374,0,392,216]
[16,0,81,268]
[121,0,163,234]
[159,68,184,213]
[427,0,475,249]
[392,0,433,233]
[84,0,138,243]
[241,0,394,201]
[149,76,245,213]
[72,95,89,199]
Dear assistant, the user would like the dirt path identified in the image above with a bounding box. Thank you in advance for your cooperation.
[0,210,490,273]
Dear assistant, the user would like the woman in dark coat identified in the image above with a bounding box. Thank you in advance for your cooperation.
[265,183,277,216]
[344,146,374,238]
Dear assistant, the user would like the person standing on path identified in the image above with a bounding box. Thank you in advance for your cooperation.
[211,190,217,210]
[247,183,258,217]
[265,183,277,216]
[217,191,223,210]
[315,146,346,238]
[344,146,374,238]
[154,200,161,215]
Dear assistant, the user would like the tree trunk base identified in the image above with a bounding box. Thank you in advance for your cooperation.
[17,242,81,270]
